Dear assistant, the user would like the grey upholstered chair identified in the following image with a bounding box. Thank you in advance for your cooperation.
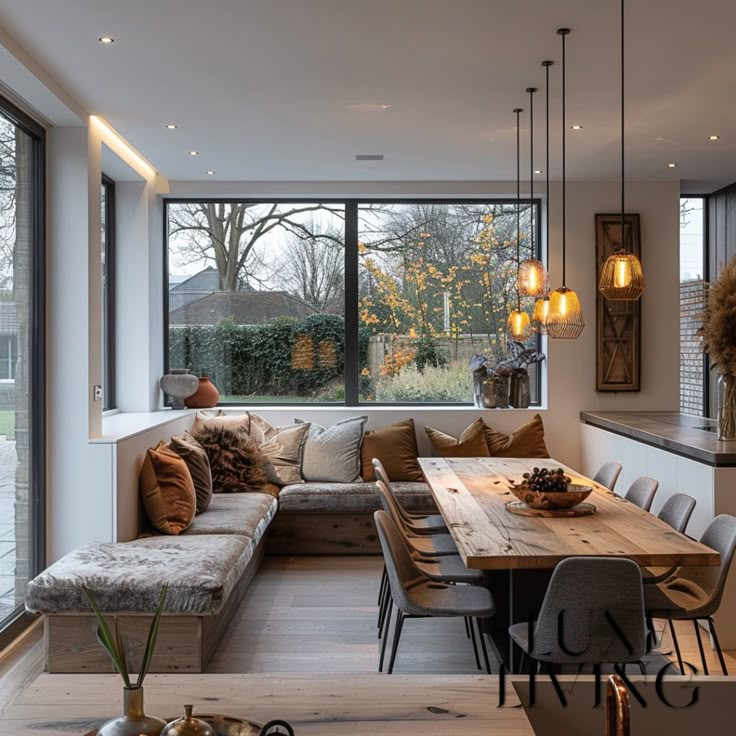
[374,510,495,674]
[645,514,736,675]
[373,458,447,533]
[509,557,647,670]
[593,462,622,492]
[624,477,659,511]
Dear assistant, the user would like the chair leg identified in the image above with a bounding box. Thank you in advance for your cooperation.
[377,565,387,606]
[387,610,405,674]
[464,616,471,639]
[475,618,492,675]
[378,599,392,672]
[646,615,659,649]
[468,616,481,670]
[378,585,391,638]
[707,617,729,676]
[668,620,685,675]
[693,619,709,675]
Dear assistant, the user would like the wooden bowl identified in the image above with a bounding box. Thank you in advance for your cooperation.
[509,483,593,510]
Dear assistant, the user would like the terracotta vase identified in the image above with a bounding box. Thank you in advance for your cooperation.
[96,687,165,736]
[184,375,220,409]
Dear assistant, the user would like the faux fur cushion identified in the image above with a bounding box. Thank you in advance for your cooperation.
[249,413,310,485]
[193,422,270,494]
[170,432,213,513]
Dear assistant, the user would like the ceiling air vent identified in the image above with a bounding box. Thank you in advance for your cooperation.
[355,154,384,161]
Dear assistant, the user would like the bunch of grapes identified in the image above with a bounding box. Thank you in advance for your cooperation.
[521,467,571,492]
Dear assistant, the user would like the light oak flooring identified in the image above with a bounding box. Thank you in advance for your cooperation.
[206,555,736,676]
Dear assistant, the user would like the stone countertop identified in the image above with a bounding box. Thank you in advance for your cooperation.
[580,411,736,466]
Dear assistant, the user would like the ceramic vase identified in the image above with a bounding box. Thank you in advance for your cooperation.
[184,375,220,409]
[717,374,736,441]
[160,369,199,409]
[96,687,165,736]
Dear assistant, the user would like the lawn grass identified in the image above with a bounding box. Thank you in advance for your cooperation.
[0,410,14,438]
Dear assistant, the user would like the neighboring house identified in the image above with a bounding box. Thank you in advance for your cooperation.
[0,302,17,382]
[168,267,222,311]
[168,290,316,327]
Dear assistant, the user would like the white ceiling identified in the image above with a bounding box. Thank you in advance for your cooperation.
[1,0,735,189]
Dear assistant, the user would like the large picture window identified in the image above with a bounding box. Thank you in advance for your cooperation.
[165,199,541,406]
[0,96,45,644]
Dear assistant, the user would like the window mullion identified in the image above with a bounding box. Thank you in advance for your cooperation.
[344,201,359,406]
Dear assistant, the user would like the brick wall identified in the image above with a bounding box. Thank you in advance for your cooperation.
[680,279,706,416]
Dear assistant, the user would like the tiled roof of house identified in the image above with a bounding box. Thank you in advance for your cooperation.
[168,291,316,326]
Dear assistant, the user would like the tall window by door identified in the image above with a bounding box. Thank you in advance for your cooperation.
[165,199,542,405]
[101,174,116,410]
[679,196,706,416]
[0,96,45,644]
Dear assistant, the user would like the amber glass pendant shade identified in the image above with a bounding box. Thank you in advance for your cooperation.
[598,250,644,300]
[532,295,550,335]
[546,286,585,339]
[518,259,548,297]
[507,309,532,341]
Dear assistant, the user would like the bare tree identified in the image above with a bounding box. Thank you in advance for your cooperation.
[0,116,17,289]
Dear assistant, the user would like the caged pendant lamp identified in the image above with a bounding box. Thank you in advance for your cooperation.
[547,28,585,340]
[533,60,554,334]
[598,0,644,300]
[518,86,547,297]
[507,107,532,341]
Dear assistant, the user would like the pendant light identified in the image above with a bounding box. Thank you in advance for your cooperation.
[507,107,532,341]
[547,28,585,340]
[518,86,547,297]
[533,60,554,334]
[598,0,644,300]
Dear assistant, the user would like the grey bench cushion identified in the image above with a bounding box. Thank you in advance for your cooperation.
[277,481,438,514]
[26,534,253,615]
[182,492,277,543]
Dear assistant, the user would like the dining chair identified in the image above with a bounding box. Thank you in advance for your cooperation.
[508,557,647,672]
[624,477,659,511]
[372,458,447,533]
[645,514,736,675]
[593,462,622,492]
[374,510,495,674]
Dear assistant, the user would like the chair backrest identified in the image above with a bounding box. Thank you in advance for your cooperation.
[531,557,646,665]
[373,458,413,523]
[624,477,659,511]
[657,493,696,534]
[593,462,622,492]
[375,480,412,536]
[374,510,427,612]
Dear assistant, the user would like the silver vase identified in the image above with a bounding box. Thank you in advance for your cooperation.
[509,369,530,409]
[97,687,166,736]
[160,368,199,409]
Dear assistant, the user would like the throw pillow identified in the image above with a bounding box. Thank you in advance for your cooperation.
[482,413,550,458]
[248,413,311,486]
[170,432,214,513]
[361,419,423,482]
[193,422,270,493]
[139,442,196,534]
[191,410,250,435]
[425,418,491,458]
[296,416,367,482]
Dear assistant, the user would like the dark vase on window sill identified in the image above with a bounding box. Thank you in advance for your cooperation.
[509,369,530,409]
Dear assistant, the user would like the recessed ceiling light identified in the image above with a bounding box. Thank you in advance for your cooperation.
[571,124,583,130]
[534,169,543,174]
[355,154,384,161]
[709,135,720,141]
[166,124,177,130]
[667,162,677,168]
[189,151,199,156]
[98,36,114,44]
[206,170,215,175]
[349,103,391,112]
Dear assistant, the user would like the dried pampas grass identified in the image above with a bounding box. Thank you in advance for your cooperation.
[699,256,736,376]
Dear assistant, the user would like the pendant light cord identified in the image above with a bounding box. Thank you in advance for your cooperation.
[561,30,567,286]
[543,61,552,289]
[515,107,522,312]
[528,88,535,256]
[620,0,625,248]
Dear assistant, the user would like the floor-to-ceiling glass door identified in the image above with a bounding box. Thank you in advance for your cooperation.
[0,96,45,644]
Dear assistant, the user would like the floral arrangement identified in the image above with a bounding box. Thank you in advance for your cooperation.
[497,341,546,372]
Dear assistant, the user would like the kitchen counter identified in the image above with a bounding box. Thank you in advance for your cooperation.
[580,411,736,466]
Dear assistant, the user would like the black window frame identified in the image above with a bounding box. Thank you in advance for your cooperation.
[0,94,46,648]
[163,197,544,407]
[101,173,116,410]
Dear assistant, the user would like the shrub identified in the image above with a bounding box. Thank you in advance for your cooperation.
[374,362,472,403]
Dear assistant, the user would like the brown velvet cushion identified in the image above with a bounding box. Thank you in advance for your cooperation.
[482,413,550,458]
[248,413,310,486]
[193,422,270,493]
[170,432,213,513]
[139,442,196,535]
[425,418,491,458]
[361,419,422,482]
[191,410,250,435]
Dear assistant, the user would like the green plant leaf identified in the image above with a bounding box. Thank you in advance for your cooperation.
[115,618,128,683]
[83,586,131,688]
[136,584,168,688]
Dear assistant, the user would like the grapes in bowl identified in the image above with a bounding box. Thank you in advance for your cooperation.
[509,467,593,510]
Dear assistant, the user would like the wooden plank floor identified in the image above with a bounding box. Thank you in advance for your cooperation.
[207,555,736,676]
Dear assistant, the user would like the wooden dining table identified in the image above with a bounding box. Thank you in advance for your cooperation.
[418,456,720,668]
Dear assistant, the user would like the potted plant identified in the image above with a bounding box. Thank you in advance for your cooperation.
[469,355,512,409]
[699,256,736,440]
[498,342,546,409]
[83,584,168,736]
